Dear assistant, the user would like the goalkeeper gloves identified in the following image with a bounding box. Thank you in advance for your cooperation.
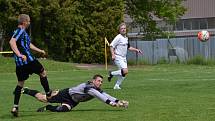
[116,100,129,108]
[109,100,129,108]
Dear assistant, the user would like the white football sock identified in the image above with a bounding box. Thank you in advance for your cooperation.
[111,70,122,76]
[115,76,125,86]
[114,84,121,90]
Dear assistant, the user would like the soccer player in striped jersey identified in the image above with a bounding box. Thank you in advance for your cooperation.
[108,23,143,90]
[22,74,129,112]
[9,14,52,117]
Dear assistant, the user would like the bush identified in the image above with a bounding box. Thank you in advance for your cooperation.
[157,57,168,64]
[187,55,215,65]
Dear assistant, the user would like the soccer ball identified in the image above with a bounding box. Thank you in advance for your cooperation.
[197,30,210,42]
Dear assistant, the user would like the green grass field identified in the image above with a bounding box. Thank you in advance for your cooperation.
[1,57,215,121]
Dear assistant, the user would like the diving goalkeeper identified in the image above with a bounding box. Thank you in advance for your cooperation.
[22,74,129,112]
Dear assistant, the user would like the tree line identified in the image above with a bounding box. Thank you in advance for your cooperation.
[0,0,185,63]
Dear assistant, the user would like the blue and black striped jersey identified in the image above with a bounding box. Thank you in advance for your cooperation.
[12,27,36,66]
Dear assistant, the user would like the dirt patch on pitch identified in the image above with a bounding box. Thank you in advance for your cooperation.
[74,63,111,69]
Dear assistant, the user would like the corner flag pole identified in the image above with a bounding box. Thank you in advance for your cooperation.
[104,37,110,70]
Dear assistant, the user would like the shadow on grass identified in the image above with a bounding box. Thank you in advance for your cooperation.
[103,87,115,90]
[0,108,123,120]
[0,110,55,120]
[72,109,123,112]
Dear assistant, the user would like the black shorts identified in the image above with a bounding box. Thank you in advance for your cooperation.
[16,60,44,81]
[48,88,79,108]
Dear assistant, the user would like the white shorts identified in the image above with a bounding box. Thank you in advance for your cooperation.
[114,55,127,69]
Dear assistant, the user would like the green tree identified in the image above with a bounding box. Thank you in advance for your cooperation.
[0,0,124,63]
[126,0,186,39]
[0,0,42,52]
[66,0,124,63]
[0,0,185,63]
[0,0,17,52]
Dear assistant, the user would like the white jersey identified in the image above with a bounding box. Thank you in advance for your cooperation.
[110,34,128,58]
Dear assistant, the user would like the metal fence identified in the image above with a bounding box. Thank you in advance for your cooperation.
[127,36,215,64]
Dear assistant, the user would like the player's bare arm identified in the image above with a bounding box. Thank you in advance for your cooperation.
[30,43,46,55]
[128,47,143,54]
[9,38,27,61]
[110,46,116,60]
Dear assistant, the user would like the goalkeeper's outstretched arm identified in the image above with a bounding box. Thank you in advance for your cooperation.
[87,88,129,108]
[100,91,129,108]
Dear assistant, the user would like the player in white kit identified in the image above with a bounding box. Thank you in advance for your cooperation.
[108,23,142,89]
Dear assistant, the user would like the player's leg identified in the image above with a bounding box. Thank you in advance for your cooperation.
[37,88,78,112]
[40,69,53,98]
[48,103,71,112]
[22,87,47,103]
[11,81,24,117]
[31,60,52,98]
[11,66,29,117]
[113,59,128,89]
[108,59,122,82]
[37,103,71,112]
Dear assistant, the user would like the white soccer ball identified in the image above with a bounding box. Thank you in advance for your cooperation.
[198,30,210,42]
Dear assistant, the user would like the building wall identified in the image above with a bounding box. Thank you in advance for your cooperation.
[126,0,215,64]
[126,0,215,36]
[182,0,215,19]
[127,36,215,64]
